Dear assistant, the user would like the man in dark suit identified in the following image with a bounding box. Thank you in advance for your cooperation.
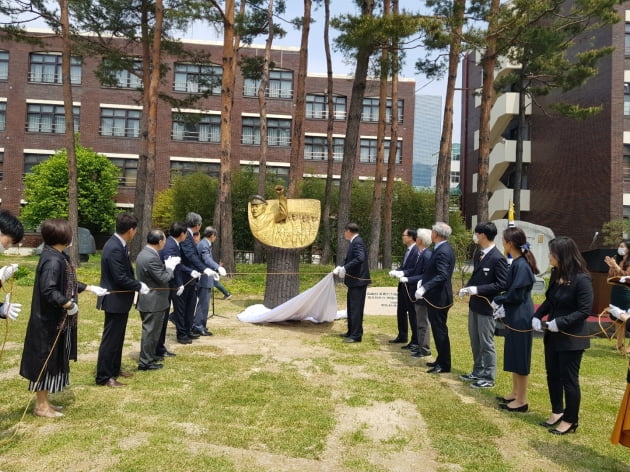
[136,230,180,371]
[334,223,371,343]
[96,213,149,387]
[389,228,420,347]
[193,226,227,336]
[416,221,456,374]
[459,222,508,388]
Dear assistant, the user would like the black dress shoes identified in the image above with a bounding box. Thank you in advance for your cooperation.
[138,363,164,371]
[104,377,126,388]
[162,350,176,357]
[339,332,349,338]
[177,337,192,344]
[389,337,407,344]
[188,331,201,339]
[499,403,528,412]
[427,364,449,374]
[411,351,430,358]
[401,343,419,350]
[343,337,361,343]
[426,361,438,367]
[193,329,213,336]
[549,423,578,435]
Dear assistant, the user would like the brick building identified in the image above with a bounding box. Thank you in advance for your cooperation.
[0,30,415,216]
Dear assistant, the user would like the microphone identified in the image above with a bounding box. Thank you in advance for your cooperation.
[590,231,599,248]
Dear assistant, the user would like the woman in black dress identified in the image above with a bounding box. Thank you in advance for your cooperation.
[493,227,539,413]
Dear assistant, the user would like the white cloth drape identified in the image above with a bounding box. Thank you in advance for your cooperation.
[237,273,343,323]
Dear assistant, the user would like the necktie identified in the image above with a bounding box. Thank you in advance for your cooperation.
[403,247,410,265]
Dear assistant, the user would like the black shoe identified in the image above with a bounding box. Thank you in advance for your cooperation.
[339,332,349,338]
[499,403,528,412]
[188,332,200,339]
[163,350,176,357]
[401,343,419,350]
[222,294,232,300]
[539,418,562,428]
[496,396,516,403]
[411,351,430,358]
[343,337,361,343]
[427,364,449,374]
[549,423,578,435]
[426,361,438,367]
[389,337,407,344]
[177,337,192,344]
[193,329,212,337]
[138,363,164,371]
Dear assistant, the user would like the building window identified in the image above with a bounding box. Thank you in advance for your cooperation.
[109,158,138,188]
[0,51,8,81]
[243,69,293,99]
[625,83,630,116]
[101,58,143,89]
[305,94,347,120]
[624,146,630,192]
[29,53,82,84]
[361,98,404,123]
[172,113,220,142]
[173,63,222,94]
[450,171,460,184]
[626,23,630,56]
[0,152,3,179]
[0,102,5,131]
[245,164,289,185]
[359,138,402,164]
[24,153,51,175]
[100,108,141,137]
[26,103,80,134]
[170,160,220,181]
[241,116,291,146]
[304,135,344,160]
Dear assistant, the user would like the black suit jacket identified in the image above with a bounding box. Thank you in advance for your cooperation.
[466,246,508,316]
[97,234,140,313]
[343,235,371,288]
[421,241,455,308]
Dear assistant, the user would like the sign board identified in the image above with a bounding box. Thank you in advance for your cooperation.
[365,287,398,315]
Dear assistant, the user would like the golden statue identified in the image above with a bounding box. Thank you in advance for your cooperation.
[248,185,321,249]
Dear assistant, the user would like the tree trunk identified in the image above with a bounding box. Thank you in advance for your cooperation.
[435,0,464,223]
[337,0,375,264]
[287,0,310,197]
[60,0,79,266]
[514,68,526,220]
[264,247,301,308]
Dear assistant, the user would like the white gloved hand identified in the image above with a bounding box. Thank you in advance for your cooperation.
[400,277,408,283]
[66,302,79,316]
[491,300,500,311]
[338,267,346,279]
[621,276,630,283]
[468,286,478,295]
[493,305,505,320]
[139,282,150,295]
[388,270,397,277]
[531,317,543,332]
[415,286,426,299]
[1,294,21,320]
[394,270,405,278]
[546,319,559,332]
[203,268,217,279]
[176,285,184,296]
[190,270,201,279]
[88,285,109,296]
[458,288,470,298]
[0,263,18,284]
[164,256,181,272]
[218,267,227,277]
[333,266,342,276]
[609,304,629,322]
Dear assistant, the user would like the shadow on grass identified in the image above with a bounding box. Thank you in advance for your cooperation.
[531,438,630,472]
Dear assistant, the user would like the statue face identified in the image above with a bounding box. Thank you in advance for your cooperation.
[251,202,266,218]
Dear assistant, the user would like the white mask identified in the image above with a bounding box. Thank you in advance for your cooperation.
[619,247,627,257]
[472,234,479,244]
[0,243,5,254]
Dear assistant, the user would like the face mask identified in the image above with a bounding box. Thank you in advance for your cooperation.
[0,243,5,254]
[619,247,627,257]
[472,234,479,244]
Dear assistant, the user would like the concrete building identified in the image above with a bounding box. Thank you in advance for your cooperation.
[413,94,442,187]
[0,30,416,215]
[431,143,461,191]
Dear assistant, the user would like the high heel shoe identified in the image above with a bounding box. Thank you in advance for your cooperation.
[499,403,528,412]
[496,396,516,403]
[549,423,578,435]
[539,416,562,428]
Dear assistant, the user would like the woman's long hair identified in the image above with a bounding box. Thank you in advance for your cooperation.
[548,236,589,284]
[615,239,630,270]
[503,227,539,275]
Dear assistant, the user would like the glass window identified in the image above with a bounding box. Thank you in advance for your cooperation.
[24,153,51,175]
[0,102,5,131]
[172,113,221,142]
[27,103,80,134]
[100,108,141,137]
[243,69,293,99]
[626,23,630,56]
[109,158,137,187]
[305,94,347,120]
[173,63,222,94]
[0,152,3,180]
[362,97,404,123]
[241,117,261,145]
[625,83,630,116]
[241,116,292,146]
[304,135,344,160]
[0,51,8,81]
[359,138,402,164]
[450,171,460,184]
[29,53,82,84]
[170,160,220,181]
[101,58,142,89]
[245,164,289,185]
[624,145,630,186]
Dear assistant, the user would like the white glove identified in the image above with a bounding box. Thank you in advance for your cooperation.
[400,277,408,283]
[338,267,346,279]
[415,286,426,299]
[190,270,202,279]
[394,271,405,278]
[164,256,181,272]
[546,319,559,332]
[609,304,629,322]
[218,267,227,277]
[333,266,342,275]
[468,286,478,295]
[493,305,505,320]
[139,282,150,295]
[621,276,630,283]
[1,294,21,320]
[417,280,423,289]
[0,263,18,284]
[203,268,217,279]
[532,317,543,332]
[176,285,184,296]
[458,288,470,298]
[491,300,500,311]
[88,285,109,296]
[388,270,397,277]
[66,302,79,316]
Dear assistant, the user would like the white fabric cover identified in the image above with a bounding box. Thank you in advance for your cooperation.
[237,273,341,323]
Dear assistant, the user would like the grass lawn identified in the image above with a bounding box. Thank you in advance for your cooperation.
[1,254,629,471]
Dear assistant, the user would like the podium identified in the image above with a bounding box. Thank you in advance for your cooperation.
[581,249,616,314]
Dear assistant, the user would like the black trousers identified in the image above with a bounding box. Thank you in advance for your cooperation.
[396,283,418,343]
[347,285,368,340]
[544,344,584,424]
[427,305,451,370]
[172,283,197,339]
[96,311,130,384]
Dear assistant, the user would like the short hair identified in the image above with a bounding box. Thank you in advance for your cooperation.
[116,213,138,235]
[203,226,217,238]
[416,228,432,247]
[474,221,497,241]
[147,229,165,245]
[432,221,452,239]
[250,195,267,205]
[345,222,359,234]
[168,221,187,238]
[185,212,202,228]
[0,210,24,243]
[41,218,72,246]
[405,228,417,241]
